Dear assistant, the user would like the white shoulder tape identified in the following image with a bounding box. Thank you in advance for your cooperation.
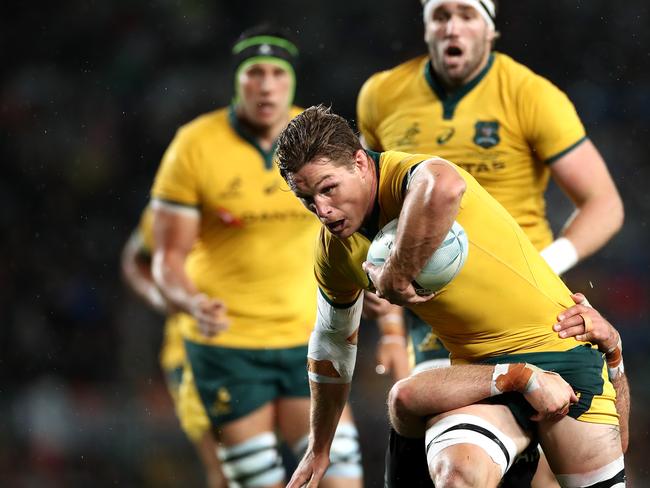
[307,291,363,384]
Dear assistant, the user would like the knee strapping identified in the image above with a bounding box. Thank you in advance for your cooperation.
[425,414,518,477]
[293,422,362,479]
[555,455,625,487]
[218,432,284,487]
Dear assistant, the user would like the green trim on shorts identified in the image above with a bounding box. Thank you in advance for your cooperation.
[480,345,605,431]
[184,341,310,426]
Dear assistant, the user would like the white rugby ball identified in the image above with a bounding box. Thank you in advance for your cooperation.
[366,219,469,295]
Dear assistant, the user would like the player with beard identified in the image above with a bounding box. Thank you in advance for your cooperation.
[149,26,363,488]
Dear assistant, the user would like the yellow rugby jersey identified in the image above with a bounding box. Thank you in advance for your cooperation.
[357,53,586,249]
[151,106,320,348]
[135,206,186,370]
[316,150,581,362]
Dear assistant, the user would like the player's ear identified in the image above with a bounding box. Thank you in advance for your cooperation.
[354,149,370,175]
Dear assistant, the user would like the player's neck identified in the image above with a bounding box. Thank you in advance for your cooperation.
[364,154,379,221]
[236,110,290,152]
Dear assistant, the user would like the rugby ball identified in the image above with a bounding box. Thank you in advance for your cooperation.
[366,219,468,295]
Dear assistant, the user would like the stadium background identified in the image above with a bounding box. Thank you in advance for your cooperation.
[2,1,648,486]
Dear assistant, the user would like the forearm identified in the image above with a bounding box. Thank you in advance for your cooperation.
[152,250,199,314]
[399,365,492,415]
[125,266,167,313]
[377,304,406,336]
[611,373,630,453]
[310,382,350,455]
[386,161,464,283]
[559,194,623,260]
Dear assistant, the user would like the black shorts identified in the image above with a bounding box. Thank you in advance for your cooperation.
[384,428,540,488]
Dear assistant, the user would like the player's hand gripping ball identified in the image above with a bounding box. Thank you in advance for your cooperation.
[366,219,469,295]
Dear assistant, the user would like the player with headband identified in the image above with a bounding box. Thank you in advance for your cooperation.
[150,25,363,488]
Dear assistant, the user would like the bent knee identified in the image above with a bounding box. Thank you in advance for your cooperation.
[388,379,419,424]
[430,445,501,488]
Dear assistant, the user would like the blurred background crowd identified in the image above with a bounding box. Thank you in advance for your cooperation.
[2,1,649,486]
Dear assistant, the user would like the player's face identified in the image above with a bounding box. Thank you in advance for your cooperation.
[424,2,495,89]
[289,151,374,239]
[237,62,292,129]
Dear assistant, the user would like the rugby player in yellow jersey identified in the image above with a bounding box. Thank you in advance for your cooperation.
[121,205,225,488]
[357,1,628,484]
[149,27,362,488]
[275,106,625,488]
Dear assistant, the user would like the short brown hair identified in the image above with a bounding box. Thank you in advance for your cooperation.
[275,105,362,182]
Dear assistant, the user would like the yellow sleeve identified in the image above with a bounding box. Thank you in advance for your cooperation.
[378,152,432,214]
[151,127,201,207]
[137,206,154,254]
[356,74,383,151]
[517,75,586,163]
[314,228,365,306]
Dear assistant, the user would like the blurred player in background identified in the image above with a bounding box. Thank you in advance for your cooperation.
[357,1,628,484]
[121,206,226,487]
[150,25,362,488]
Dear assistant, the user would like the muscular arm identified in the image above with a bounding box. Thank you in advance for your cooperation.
[367,159,466,305]
[151,203,201,311]
[151,202,228,336]
[544,140,624,273]
[120,230,168,314]
[389,363,576,438]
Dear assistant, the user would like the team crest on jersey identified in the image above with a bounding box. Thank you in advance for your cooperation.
[473,121,500,149]
[210,387,232,417]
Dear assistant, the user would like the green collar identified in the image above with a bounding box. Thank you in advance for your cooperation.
[358,150,382,241]
[228,105,278,170]
[425,52,495,120]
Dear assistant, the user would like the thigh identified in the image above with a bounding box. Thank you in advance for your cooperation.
[217,402,276,446]
[539,415,622,475]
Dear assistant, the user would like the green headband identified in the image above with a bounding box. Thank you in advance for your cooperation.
[232,35,299,57]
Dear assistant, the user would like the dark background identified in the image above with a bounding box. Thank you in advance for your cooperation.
[2,1,649,486]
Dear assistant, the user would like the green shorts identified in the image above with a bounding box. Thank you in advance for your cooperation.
[184,341,310,426]
[480,344,618,432]
[406,310,450,367]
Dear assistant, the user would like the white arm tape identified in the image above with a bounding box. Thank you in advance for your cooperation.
[307,291,363,384]
[540,237,578,275]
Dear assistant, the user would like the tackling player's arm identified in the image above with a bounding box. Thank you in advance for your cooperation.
[121,228,168,314]
[542,140,624,275]
[151,201,229,337]
[389,362,578,438]
[553,292,629,452]
[364,159,466,305]
[287,291,363,488]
